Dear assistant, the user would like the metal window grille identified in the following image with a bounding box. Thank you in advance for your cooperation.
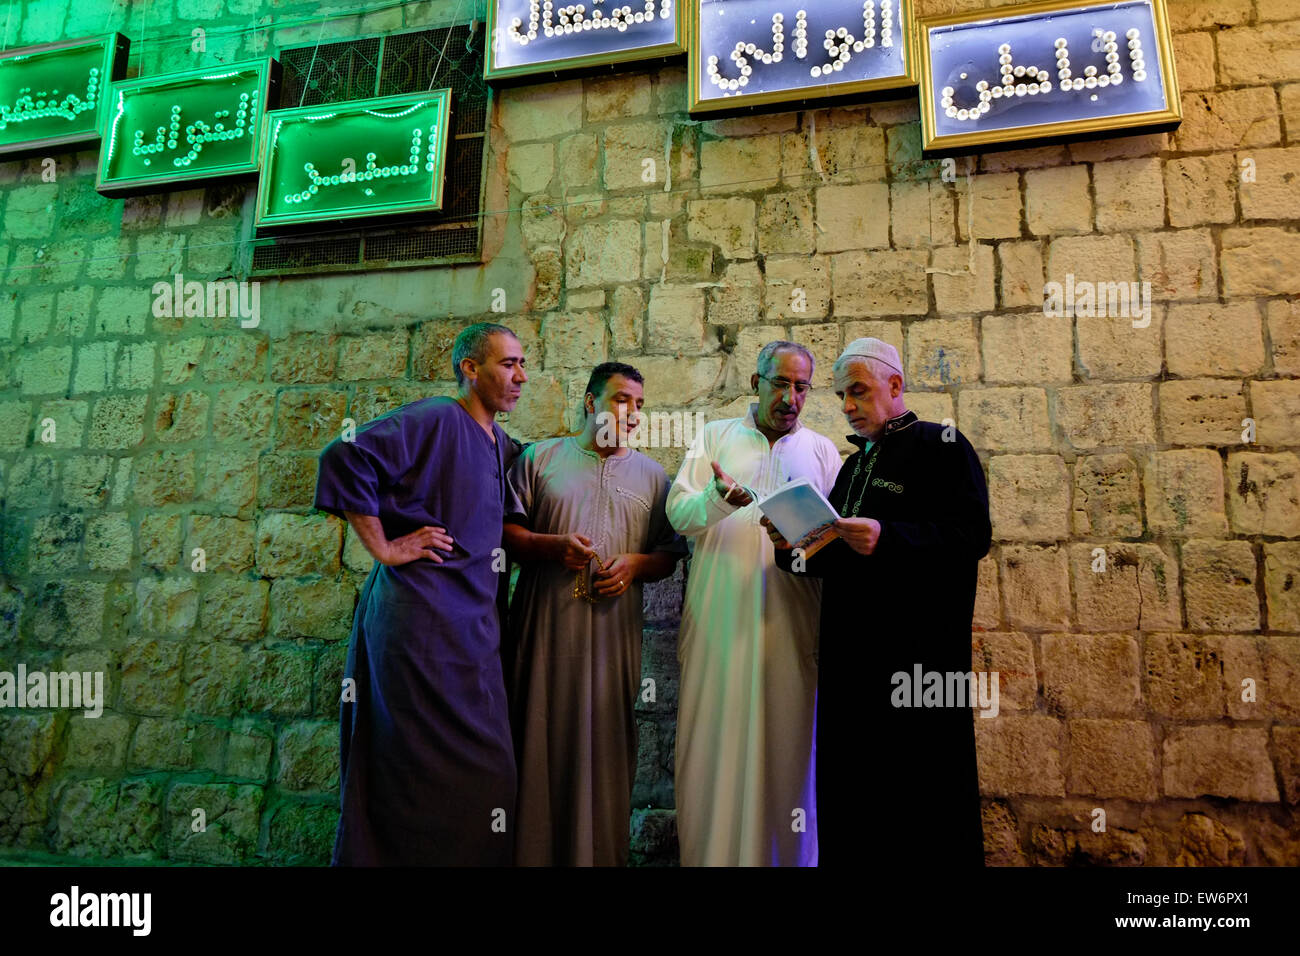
[248,23,488,276]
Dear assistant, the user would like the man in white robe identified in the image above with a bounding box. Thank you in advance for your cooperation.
[666,341,842,866]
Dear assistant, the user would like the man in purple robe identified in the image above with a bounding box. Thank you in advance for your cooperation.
[314,322,527,865]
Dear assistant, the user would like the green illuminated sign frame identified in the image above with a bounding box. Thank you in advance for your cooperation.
[254,88,452,228]
[0,33,129,157]
[96,58,280,195]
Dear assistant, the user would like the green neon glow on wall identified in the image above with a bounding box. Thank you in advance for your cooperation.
[96,58,279,194]
[0,34,128,156]
[255,88,451,228]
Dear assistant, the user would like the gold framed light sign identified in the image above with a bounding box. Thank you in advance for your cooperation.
[918,0,1180,156]
[689,1,917,115]
[485,0,687,82]
[0,34,129,157]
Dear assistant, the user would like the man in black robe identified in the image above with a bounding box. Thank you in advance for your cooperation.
[765,337,991,867]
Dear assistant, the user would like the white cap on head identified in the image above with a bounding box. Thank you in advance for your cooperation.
[838,337,903,378]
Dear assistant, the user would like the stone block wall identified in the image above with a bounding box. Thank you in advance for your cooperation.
[1,0,1299,865]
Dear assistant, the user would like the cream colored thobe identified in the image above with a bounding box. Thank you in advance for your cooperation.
[666,403,842,866]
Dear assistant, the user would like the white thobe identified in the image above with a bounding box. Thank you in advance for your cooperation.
[667,403,842,866]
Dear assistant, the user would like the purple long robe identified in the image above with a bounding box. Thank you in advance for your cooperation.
[314,396,517,866]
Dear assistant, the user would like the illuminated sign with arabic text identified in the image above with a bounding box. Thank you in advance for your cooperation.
[689,0,917,114]
[0,34,128,156]
[255,89,451,228]
[96,58,279,194]
[919,0,1180,155]
[486,0,685,81]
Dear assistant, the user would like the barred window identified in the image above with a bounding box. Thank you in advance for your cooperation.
[248,22,488,275]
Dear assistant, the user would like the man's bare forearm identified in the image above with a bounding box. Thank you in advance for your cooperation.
[345,512,391,564]
[502,521,562,562]
[637,550,678,583]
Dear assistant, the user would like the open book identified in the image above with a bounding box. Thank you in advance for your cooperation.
[757,478,841,559]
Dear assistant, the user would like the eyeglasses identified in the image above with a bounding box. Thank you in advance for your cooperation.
[758,374,812,396]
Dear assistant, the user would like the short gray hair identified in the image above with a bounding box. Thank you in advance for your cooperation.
[756,340,815,379]
[452,322,517,386]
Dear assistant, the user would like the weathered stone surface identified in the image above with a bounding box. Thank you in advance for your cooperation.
[269,578,356,642]
[53,778,163,859]
[972,555,1001,630]
[1182,539,1261,632]
[831,249,928,317]
[277,722,340,792]
[956,172,1021,240]
[1145,633,1225,719]
[1158,379,1246,446]
[1176,88,1281,153]
[906,317,981,387]
[1264,543,1300,631]
[687,197,756,259]
[1094,158,1165,231]
[132,450,197,506]
[272,389,344,451]
[166,783,264,863]
[88,394,147,449]
[498,80,582,142]
[931,244,996,316]
[1172,813,1247,867]
[988,455,1070,542]
[1072,455,1142,537]
[815,183,889,253]
[1001,545,1071,629]
[1250,380,1300,446]
[959,388,1052,453]
[336,330,409,381]
[982,313,1072,385]
[757,190,814,255]
[1053,384,1155,450]
[765,255,831,320]
[1067,719,1158,800]
[1227,452,1300,536]
[975,716,1065,797]
[1041,634,1141,717]
[63,712,130,775]
[1163,727,1278,802]
[1025,166,1092,235]
[255,513,342,577]
[136,577,199,636]
[1222,227,1300,296]
[266,801,338,865]
[1070,544,1181,632]
[566,220,642,289]
[1166,301,1265,377]
[119,638,184,715]
[1143,450,1228,537]
[970,632,1035,712]
[1076,307,1163,380]
[997,241,1044,310]
[201,577,269,642]
[698,134,781,194]
[273,333,338,383]
[1274,727,1300,806]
